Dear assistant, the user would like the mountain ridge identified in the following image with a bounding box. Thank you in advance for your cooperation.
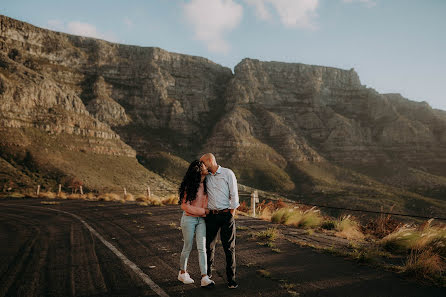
[1,15,445,217]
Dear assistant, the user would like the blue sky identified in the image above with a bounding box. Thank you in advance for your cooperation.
[2,0,446,110]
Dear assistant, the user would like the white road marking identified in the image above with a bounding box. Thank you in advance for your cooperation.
[0,203,170,297]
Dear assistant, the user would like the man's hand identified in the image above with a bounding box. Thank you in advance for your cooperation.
[205,208,210,215]
[230,209,236,216]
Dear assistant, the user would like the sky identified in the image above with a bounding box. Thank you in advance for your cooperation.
[2,0,446,110]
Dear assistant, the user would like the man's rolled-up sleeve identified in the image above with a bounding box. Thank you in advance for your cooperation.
[228,170,240,209]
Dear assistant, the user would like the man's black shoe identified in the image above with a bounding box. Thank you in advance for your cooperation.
[228,280,238,289]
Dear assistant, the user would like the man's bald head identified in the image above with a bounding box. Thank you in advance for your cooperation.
[200,153,218,173]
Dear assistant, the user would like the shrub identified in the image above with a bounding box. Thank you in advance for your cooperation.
[238,201,249,213]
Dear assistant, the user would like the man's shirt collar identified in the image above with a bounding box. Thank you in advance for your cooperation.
[210,165,222,176]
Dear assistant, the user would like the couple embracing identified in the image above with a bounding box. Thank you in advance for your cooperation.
[177,153,239,289]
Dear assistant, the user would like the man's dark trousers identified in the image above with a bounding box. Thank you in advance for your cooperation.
[205,212,236,282]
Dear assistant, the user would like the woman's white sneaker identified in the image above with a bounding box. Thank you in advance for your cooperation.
[178,271,194,284]
[201,275,215,287]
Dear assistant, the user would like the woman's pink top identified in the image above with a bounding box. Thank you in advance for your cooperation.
[181,182,208,217]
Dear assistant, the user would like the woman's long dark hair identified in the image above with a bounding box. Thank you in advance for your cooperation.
[179,160,207,204]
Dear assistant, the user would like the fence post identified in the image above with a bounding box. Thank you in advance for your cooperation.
[146,186,151,199]
[124,187,127,199]
[37,185,40,196]
[58,184,62,197]
[251,191,258,217]
[79,185,83,195]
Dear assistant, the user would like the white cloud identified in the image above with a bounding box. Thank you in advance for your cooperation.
[244,0,319,29]
[244,0,271,21]
[183,0,243,54]
[45,20,118,42]
[67,21,117,42]
[46,19,65,31]
[342,0,377,8]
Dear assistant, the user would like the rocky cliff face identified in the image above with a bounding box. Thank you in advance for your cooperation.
[1,15,445,215]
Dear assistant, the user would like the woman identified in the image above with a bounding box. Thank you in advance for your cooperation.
[178,160,215,287]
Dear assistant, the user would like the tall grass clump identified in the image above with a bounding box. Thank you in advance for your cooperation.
[5,192,26,199]
[381,219,446,256]
[271,208,295,224]
[271,207,323,229]
[39,191,57,199]
[162,194,179,205]
[252,227,281,242]
[404,247,445,281]
[124,193,135,202]
[335,215,364,240]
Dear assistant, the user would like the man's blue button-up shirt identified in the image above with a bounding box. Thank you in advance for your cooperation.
[206,166,240,210]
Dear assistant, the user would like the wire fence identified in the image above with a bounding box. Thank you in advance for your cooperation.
[5,184,445,221]
[238,191,446,221]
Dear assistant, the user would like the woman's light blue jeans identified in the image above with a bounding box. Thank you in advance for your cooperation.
[179,213,207,275]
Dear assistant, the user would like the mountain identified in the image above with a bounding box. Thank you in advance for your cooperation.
[1,15,445,216]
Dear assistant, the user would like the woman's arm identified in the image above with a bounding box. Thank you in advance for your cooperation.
[181,195,206,216]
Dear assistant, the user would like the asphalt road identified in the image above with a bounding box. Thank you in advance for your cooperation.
[0,198,444,297]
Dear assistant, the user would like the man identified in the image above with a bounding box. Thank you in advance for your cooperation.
[199,153,239,289]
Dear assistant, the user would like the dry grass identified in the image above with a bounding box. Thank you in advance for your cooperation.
[67,193,87,200]
[258,207,273,220]
[363,207,401,239]
[238,201,250,213]
[98,193,122,202]
[381,219,446,256]
[148,196,163,206]
[252,227,281,242]
[57,192,68,199]
[256,269,272,278]
[124,193,135,202]
[38,191,57,199]
[161,194,179,205]
[40,201,59,205]
[404,247,445,279]
[335,215,364,240]
[86,192,97,200]
[2,192,26,198]
[271,206,323,229]
[135,194,148,202]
